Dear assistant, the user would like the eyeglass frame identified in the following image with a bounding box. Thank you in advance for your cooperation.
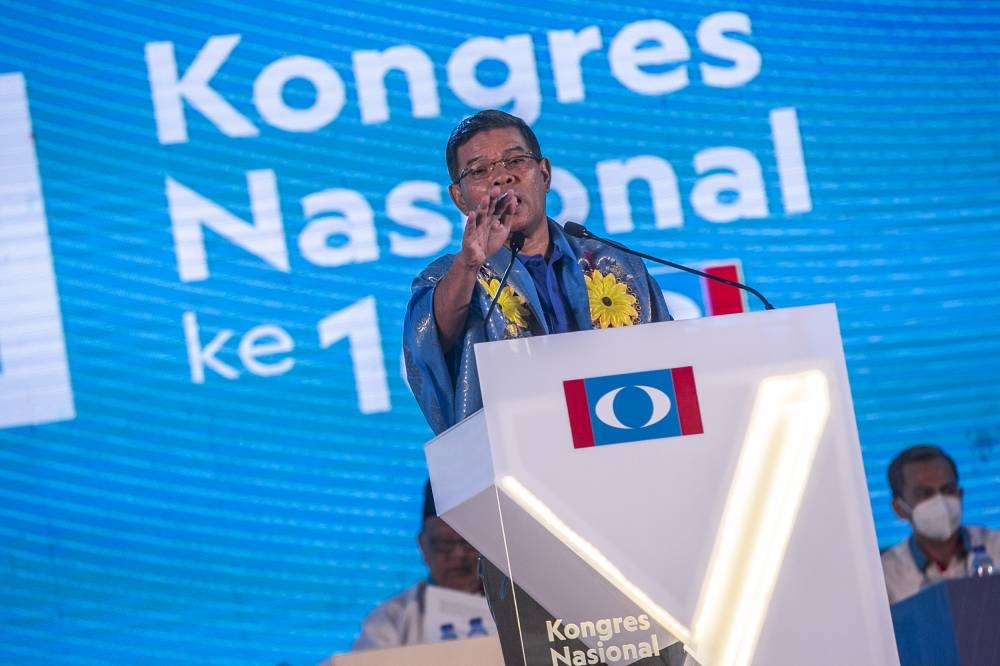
[453,152,542,185]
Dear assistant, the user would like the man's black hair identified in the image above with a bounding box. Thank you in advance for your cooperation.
[887,444,959,499]
[445,109,542,183]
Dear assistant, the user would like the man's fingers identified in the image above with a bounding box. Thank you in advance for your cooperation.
[462,211,479,234]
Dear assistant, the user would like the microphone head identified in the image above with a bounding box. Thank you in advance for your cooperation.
[508,230,526,252]
[562,221,587,238]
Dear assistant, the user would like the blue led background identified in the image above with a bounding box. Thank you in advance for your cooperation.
[1,1,998,664]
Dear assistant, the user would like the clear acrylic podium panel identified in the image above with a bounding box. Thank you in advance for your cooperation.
[426,305,899,666]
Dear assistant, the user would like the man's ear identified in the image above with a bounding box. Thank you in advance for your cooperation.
[891,497,910,521]
[448,182,471,215]
[417,530,431,562]
[538,157,552,191]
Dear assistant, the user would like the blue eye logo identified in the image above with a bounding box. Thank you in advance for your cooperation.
[564,367,703,448]
[593,385,673,429]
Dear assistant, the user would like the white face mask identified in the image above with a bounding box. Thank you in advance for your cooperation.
[906,494,962,541]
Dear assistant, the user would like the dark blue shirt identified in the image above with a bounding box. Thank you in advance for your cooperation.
[519,243,580,334]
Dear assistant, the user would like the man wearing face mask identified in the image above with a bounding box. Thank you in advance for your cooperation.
[881,444,1000,604]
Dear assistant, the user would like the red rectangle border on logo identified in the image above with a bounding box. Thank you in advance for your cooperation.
[670,366,704,435]
[562,378,595,448]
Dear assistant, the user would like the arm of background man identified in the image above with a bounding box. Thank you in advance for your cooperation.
[351,588,423,651]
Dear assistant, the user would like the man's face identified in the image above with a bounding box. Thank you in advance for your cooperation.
[418,517,480,593]
[448,127,551,240]
[892,457,963,520]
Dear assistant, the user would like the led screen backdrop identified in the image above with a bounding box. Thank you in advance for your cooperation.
[2,1,999,664]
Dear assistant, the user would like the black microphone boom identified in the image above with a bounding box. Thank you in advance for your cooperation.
[562,221,774,311]
[482,230,527,335]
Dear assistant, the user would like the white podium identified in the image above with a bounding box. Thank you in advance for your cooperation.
[426,304,898,666]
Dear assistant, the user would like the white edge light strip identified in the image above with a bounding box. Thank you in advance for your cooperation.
[499,475,691,646]
[689,370,830,666]
[493,484,531,666]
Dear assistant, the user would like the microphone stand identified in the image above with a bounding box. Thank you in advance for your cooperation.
[563,222,774,311]
[482,231,527,336]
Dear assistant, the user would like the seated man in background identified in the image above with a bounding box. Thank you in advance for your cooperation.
[352,481,482,650]
[881,444,1000,604]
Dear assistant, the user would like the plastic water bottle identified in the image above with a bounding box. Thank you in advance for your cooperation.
[969,545,996,577]
[439,622,459,641]
[467,616,489,637]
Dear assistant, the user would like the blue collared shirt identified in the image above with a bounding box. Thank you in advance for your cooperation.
[907,526,972,573]
[518,242,580,334]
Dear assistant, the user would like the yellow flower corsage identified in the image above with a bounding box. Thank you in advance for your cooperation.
[585,269,639,328]
[479,276,531,336]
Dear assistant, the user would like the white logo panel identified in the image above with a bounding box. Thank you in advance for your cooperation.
[0,73,75,428]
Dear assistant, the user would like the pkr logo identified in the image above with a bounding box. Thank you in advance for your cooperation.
[563,367,703,449]
[0,73,76,428]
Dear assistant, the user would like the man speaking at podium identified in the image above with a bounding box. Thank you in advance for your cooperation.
[403,109,672,435]
[403,111,687,665]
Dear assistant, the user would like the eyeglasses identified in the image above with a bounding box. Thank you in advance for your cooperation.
[455,152,541,185]
[425,535,477,555]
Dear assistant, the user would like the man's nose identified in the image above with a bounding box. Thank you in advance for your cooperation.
[492,167,516,186]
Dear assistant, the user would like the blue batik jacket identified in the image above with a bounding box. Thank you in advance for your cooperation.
[403,219,672,435]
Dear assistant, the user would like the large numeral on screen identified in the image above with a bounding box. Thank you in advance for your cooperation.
[317,297,391,414]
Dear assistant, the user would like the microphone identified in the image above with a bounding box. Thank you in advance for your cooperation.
[482,231,526,335]
[562,222,774,311]
[493,191,511,211]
